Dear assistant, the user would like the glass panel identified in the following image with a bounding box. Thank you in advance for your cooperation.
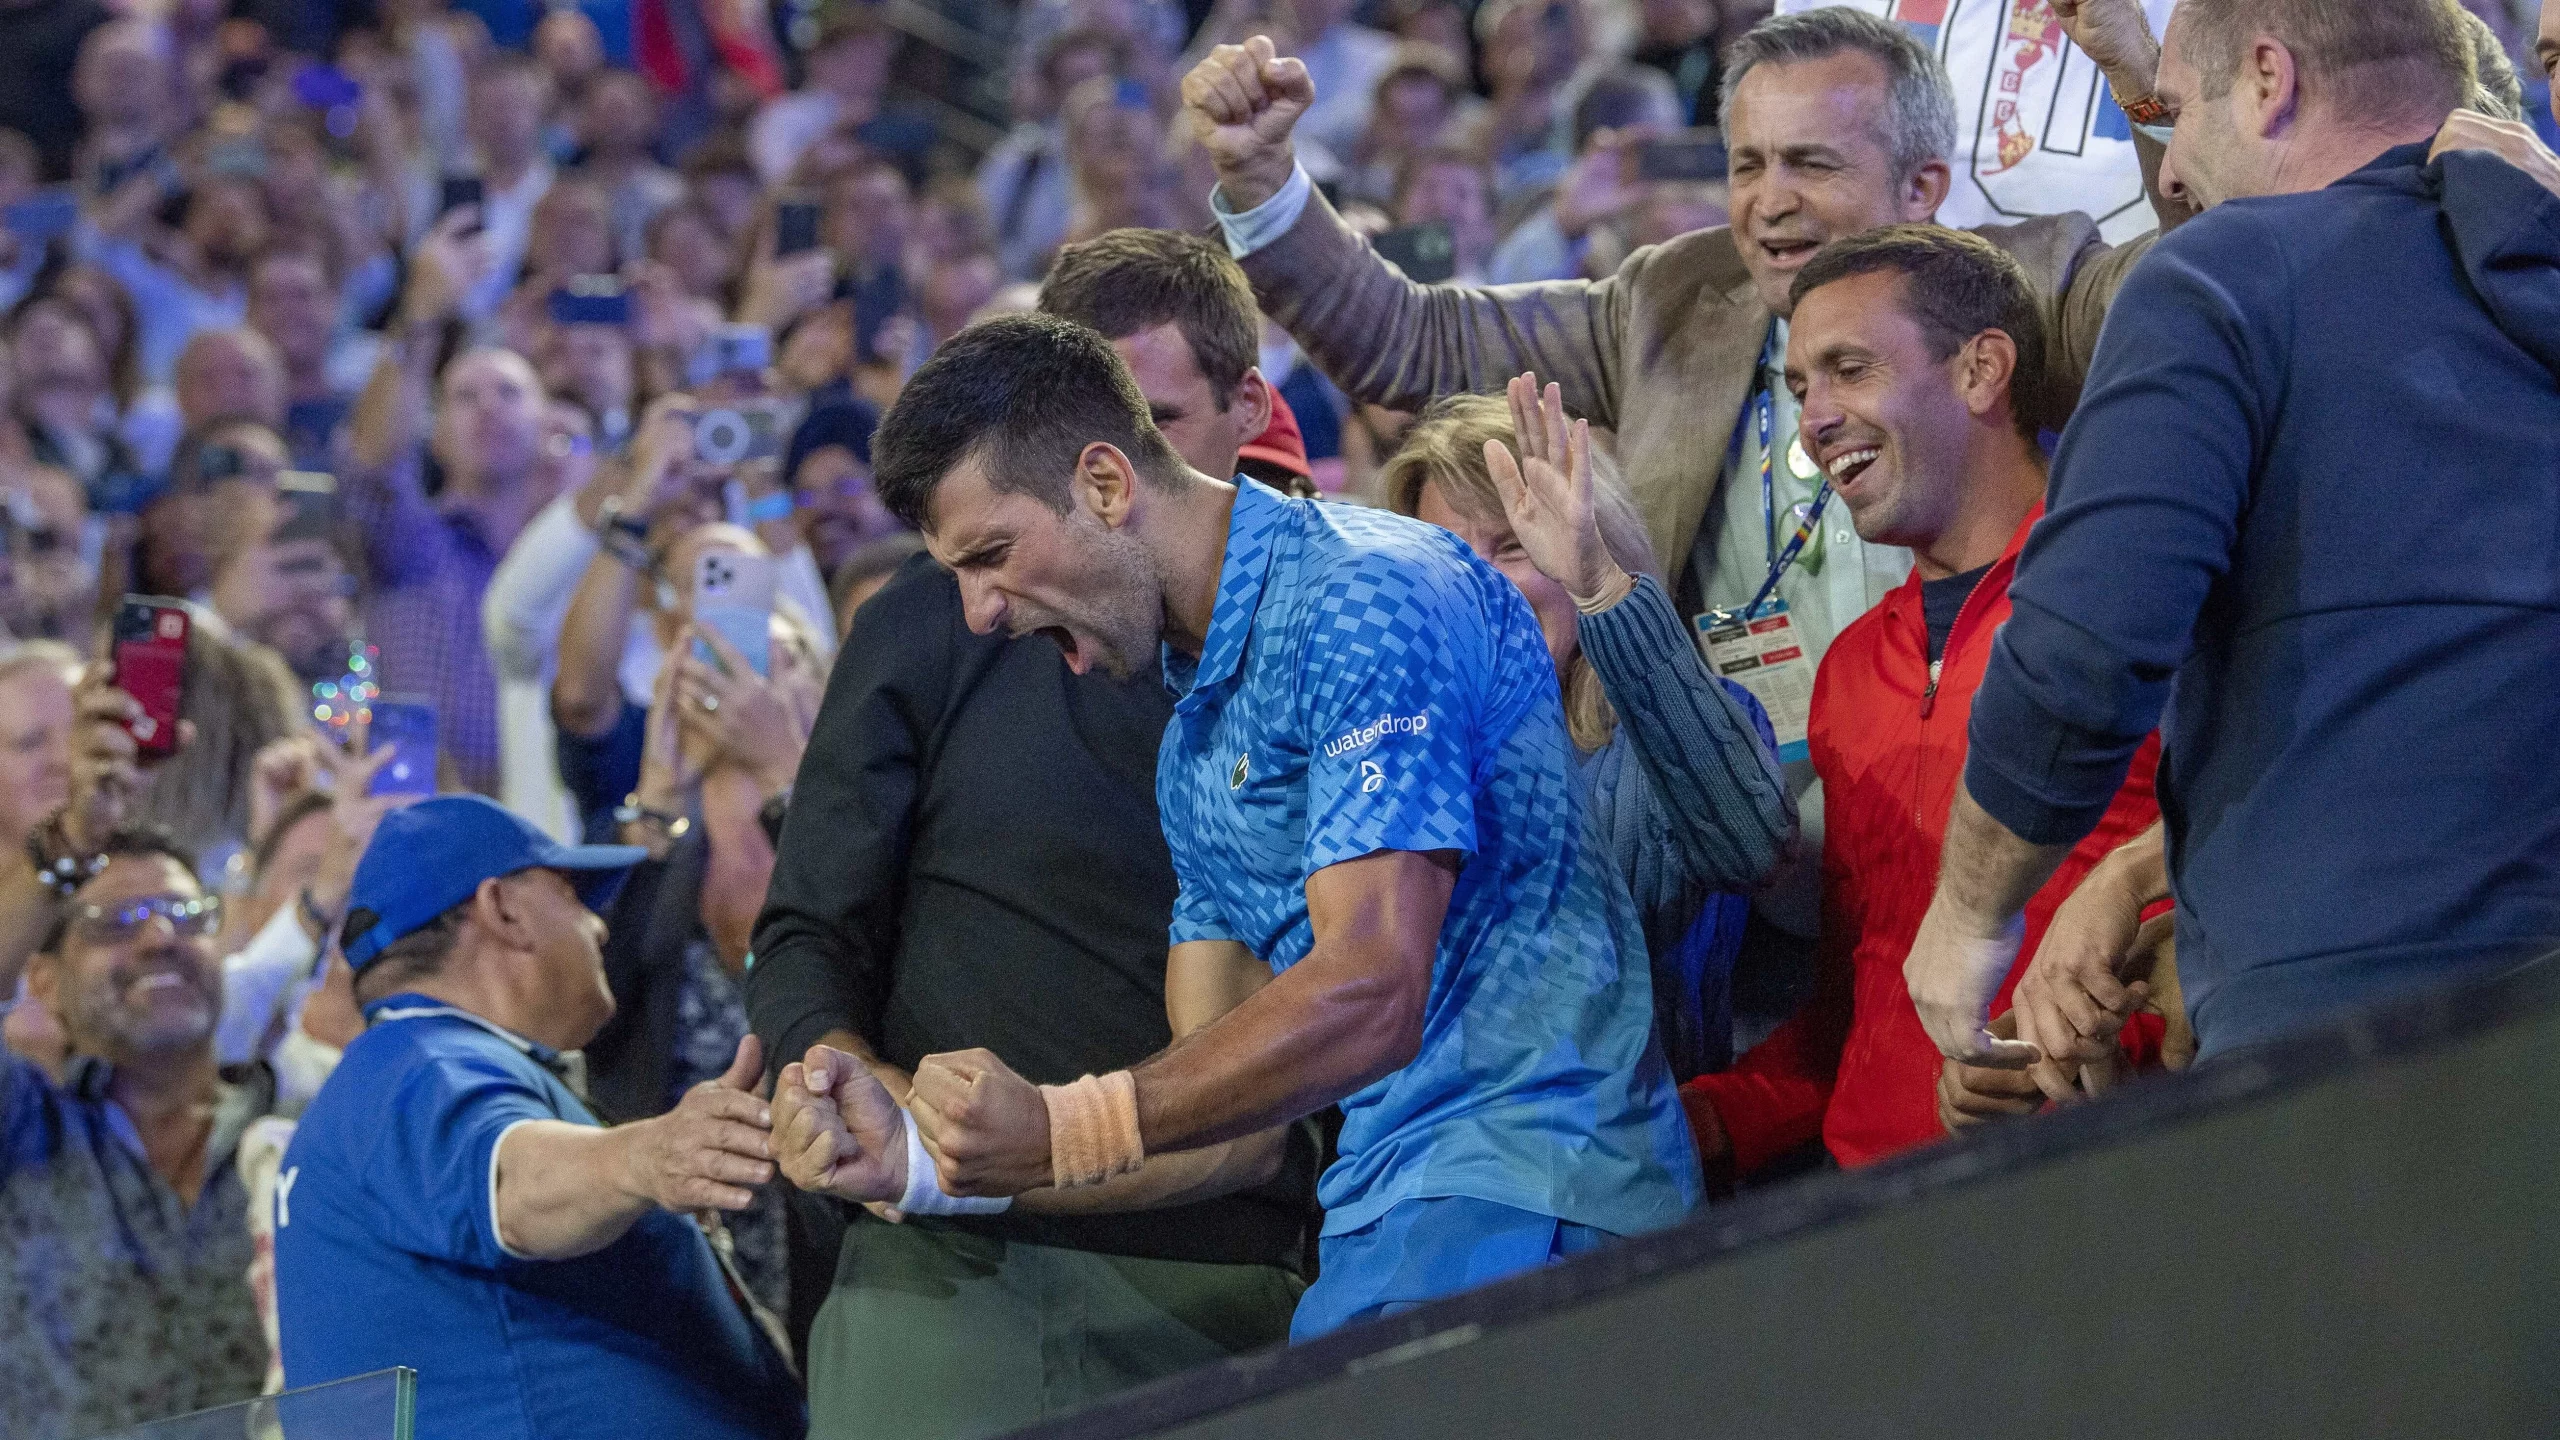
[85,1368,415,1440]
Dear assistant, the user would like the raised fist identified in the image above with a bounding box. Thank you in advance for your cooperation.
[1181,35,1316,212]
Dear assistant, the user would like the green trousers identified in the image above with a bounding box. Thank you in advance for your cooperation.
[805,1220,1305,1440]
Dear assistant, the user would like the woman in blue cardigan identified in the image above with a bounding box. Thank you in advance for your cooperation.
[1378,373,1798,1081]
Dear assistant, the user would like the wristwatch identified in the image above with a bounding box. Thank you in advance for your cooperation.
[24,812,107,898]
[594,493,654,570]
[2116,91,2172,127]
[756,788,791,847]
[613,794,691,839]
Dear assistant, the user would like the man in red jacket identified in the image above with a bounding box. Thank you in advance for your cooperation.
[1682,225,2161,1179]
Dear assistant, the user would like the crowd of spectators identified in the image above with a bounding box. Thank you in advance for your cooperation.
[0,0,2555,1436]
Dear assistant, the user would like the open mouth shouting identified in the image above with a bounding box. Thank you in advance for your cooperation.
[1036,624,1088,673]
[1756,234,1824,271]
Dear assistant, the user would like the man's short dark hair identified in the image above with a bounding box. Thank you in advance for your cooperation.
[1790,225,2050,440]
[871,313,1184,530]
[1719,7,1957,183]
[2176,0,2475,127]
[1037,229,1259,404]
[39,826,202,955]
[349,905,467,1007]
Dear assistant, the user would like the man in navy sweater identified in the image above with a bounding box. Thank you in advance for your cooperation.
[1903,0,2560,1075]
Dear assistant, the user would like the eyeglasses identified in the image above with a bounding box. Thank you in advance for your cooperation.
[68,893,223,945]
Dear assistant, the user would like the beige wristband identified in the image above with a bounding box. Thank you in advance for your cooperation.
[1571,568,1637,615]
[1039,1071,1145,1189]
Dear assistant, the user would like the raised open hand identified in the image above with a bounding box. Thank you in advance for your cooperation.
[1483,373,1630,610]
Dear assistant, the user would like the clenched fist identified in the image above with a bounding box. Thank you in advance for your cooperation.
[1181,35,1316,212]
[908,1049,1056,1198]
[772,1044,906,1206]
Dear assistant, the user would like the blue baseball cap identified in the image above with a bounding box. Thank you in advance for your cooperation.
[340,795,646,970]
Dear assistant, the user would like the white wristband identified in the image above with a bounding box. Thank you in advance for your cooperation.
[897,1107,1012,1216]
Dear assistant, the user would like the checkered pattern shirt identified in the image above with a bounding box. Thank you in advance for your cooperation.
[1159,479,1699,1238]
[349,452,505,797]
[1,1056,272,1439]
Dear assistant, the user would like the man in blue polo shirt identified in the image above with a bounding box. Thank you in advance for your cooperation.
[272,795,803,1439]
[779,314,1697,1340]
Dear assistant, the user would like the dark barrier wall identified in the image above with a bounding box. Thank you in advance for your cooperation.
[1014,963,2560,1440]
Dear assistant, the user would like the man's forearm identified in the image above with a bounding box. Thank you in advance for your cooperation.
[1130,856,1448,1153]
[552,552,644,736]
[349,329,432,475]
[1131,942,1418,1153]
[1017,1127,1286,1214]
[1937,785,2076,933]
[492,1120,656,1260]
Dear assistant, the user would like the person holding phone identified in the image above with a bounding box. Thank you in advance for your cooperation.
[541,388,833,838]
[1485,65,1691,284]
[0,655,286,1440]
[455,57,561,322]
[1385,146,1494,283]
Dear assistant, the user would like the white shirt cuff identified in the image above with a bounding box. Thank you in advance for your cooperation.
[898,1106,1012,1216]
[1211,162,1315,261]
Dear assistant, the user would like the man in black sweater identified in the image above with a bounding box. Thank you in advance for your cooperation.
[745,232,1316,1439]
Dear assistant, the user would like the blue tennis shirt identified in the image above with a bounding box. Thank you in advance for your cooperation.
[272,997,802,1440]
[1160,478,1700,1238]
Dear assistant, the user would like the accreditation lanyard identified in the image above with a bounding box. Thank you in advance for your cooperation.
[1742,374,1834,620]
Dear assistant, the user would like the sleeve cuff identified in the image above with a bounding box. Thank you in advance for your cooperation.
[1575,573,1696,683]
[1962,741,2124,848]
[486,1118,542,1261]
[1169,916,1241,945]
[1210,163,1314,260]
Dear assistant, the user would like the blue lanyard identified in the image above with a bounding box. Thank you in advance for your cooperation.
[1742,368,1833,619]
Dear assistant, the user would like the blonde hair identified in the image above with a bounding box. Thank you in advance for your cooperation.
[0,639,82,691]
[1379,393,1659,752]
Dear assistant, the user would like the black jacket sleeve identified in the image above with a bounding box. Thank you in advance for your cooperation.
[745,552,955,1073]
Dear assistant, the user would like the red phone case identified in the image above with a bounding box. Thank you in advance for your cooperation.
[112,599,189,760]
